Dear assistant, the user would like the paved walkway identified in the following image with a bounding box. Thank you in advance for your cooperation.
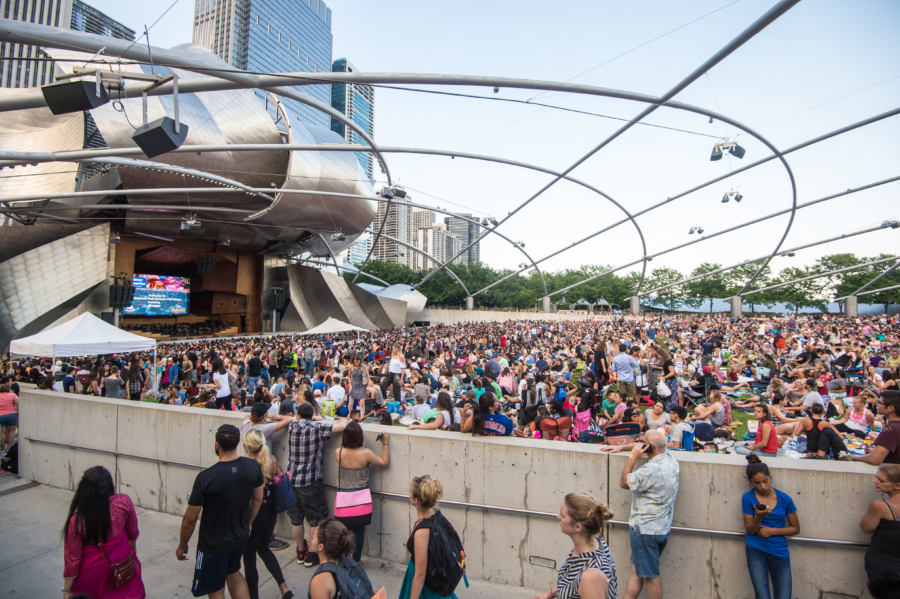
[0,476,539,599]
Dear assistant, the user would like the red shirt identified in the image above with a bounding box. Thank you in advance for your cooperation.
[759,421,779,454]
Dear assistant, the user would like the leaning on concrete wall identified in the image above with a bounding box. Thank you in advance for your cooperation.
[19,390,878,599]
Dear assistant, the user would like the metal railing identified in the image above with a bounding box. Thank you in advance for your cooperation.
[26,437,870,548]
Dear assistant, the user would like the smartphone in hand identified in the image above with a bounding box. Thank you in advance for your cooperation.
[755,504,767,512]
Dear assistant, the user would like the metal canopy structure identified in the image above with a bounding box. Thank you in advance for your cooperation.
[0,0,897,318]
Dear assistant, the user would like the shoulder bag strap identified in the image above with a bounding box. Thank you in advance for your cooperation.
[338,448,343,490]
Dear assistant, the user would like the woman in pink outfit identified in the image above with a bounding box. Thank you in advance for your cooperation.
[62,466,145,599]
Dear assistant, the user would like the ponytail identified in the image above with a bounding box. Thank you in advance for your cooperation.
[471,392,496,436]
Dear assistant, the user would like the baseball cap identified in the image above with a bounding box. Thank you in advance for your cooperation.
[250,403,268,419]
[313,389,322,397]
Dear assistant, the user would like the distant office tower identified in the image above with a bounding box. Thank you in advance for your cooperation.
[71,0,135,40]
[331,58,374,178]
[193,0,333,129]
[1,0,72,88]
[443,213,482,265]
[415,224,462,272]
[338,234,370,265]
[412,206,435,232]
[372,198,413,269]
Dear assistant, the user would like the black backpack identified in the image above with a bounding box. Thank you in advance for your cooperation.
[314,556,375,599]
[413,510,467,597]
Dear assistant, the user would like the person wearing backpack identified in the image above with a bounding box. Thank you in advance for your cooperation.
[308,519,375,599]
[399,475,468,599]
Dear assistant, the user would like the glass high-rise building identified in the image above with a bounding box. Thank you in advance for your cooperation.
[0,0,73,88]
[193,0,333,130]
[331,58,374,178]
[71,0,135,40]
[443,213,481,265]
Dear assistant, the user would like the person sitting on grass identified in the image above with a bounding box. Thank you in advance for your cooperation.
[735,378,785,409]
[793,403,850,460]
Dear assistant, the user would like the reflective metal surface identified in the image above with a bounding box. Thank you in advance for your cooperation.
[371,285,428,326]
[0,225,109,349]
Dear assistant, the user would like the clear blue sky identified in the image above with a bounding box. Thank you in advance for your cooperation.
[83,0,900,283]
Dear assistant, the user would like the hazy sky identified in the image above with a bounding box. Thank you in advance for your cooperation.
[83,0,900,286]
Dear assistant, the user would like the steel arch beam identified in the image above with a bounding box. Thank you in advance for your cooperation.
[543,175,900,298]
[0,18,393,186]
[844,262,900,298]
[737,256,900,299]
[839,283,900,300]
[361,229,471,297]
[638,224,897,297]
[299,259,391,287]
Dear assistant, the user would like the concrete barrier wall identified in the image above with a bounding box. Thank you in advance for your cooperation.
[420,309,622,325]
[20,390,877,598]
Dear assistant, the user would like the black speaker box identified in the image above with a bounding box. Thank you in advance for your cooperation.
[197,256,217,275]
[269,288,285,310]
[132,116,189,159]
[108,285,135,308]
[41,80,110,115]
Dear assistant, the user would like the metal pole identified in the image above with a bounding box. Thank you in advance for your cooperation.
[113,307,119,327]
[845,261,900,298]
[737,256,900,298]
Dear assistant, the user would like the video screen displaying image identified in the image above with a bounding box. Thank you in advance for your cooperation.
[125,275,191,316]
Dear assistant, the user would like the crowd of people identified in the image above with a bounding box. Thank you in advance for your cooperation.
[3,310,900,598]
[122,318,235,338]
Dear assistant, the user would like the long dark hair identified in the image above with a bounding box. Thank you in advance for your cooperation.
[435,391,455,425]
[61,466,115,545]
[211,357,226,375]
[471,392,496,436]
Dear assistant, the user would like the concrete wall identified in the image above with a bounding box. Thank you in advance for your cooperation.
[420,309,624,325]
[20,390,877,598]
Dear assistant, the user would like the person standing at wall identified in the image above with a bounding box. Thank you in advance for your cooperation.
[741,454,800,599]
[534,492,617,599]
[176,424,264,599]
[859,464,900,584]
[618,430,679,599]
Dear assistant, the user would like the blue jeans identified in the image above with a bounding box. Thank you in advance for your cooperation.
[247,376,260,394]
[260,369,270,387]
[305,359,315,376]
[746,545,792,599]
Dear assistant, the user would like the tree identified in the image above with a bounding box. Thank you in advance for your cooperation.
[725,261,773,313]
[768,266,828,314]
[683,263,729,314]
[643,267,685,312]
[834,255,900,314]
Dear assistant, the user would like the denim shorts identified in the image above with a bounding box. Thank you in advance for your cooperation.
[630,526,668,579]
[0,413,18,427]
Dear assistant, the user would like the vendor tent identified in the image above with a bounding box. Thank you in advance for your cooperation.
[10,312,156,357]
[298,317,369,337]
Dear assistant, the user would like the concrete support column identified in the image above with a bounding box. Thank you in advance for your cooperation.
[466,296,474,310]
[629,296,640,316]
[541,296,551,313]
[730,296,742,319]
[845,295,858,318]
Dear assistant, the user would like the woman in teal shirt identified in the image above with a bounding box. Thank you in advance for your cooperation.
[741,454,801,599]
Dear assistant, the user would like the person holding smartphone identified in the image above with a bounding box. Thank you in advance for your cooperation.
[742,454,800,599]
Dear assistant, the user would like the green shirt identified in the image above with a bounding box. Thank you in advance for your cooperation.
[490,381,503,398]
[601,399,617,417]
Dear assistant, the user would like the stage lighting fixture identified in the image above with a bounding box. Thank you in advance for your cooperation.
[379,187,394,199]
[392,187,407,199]
[111,231,121,244]
[710,145,723,161]
[721,193,730,203]
[517,241,525,247]
[697,228,704,235]
[331,232,346,242]
[729,143,746,159]
[882,220,900,229]
[734,193,743,203]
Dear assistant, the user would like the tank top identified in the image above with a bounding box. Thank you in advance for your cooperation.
[806,418,823,453]
[708,403,725,427]
[865,499,900,575]
[845,408,868,432]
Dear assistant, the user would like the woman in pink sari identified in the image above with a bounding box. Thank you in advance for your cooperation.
[62,466,145,599]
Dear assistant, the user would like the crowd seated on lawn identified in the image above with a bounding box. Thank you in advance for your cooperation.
[3,311,899,468]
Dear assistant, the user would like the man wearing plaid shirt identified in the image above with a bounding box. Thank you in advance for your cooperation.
[288,402,348,567]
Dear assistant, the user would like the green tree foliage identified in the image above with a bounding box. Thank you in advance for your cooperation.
[683,263,729,314]
[339,253,897,313]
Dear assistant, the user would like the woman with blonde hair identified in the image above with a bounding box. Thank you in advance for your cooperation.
[242,430,292,599]
[535,492,616,599]
[399,475,465,599]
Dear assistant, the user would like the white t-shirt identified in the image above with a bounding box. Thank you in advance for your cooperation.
[389,357,405,374]
[440,408,461,426]
[326,385,346,402]
[213,371,230,398]
[411,402,431,421]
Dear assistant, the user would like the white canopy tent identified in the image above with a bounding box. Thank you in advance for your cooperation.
[10,312,158,392]
[296,317,370,340]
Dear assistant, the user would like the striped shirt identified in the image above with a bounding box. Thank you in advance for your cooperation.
[556,537,617,599]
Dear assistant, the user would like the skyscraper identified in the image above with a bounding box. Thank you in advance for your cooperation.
[0,0,73,88]
[443,213,482,265]
[412,206,434,232]
[193,0,333,129]
[415,224,462,272]
[331,58,374,178]
[372,198,413,269]
[337,234,370,266]
[71,0,135,40]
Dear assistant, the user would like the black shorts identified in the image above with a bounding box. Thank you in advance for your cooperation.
[192,543,244,597]
[287,480,329,527]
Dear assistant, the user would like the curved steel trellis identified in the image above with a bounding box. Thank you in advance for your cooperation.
[735,256,900,299]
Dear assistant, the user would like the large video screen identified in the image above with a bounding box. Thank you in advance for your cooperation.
[125,275,191,316]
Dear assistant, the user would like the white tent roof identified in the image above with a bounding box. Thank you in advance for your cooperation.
[10,312,156,357]
[298,317,369,336]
